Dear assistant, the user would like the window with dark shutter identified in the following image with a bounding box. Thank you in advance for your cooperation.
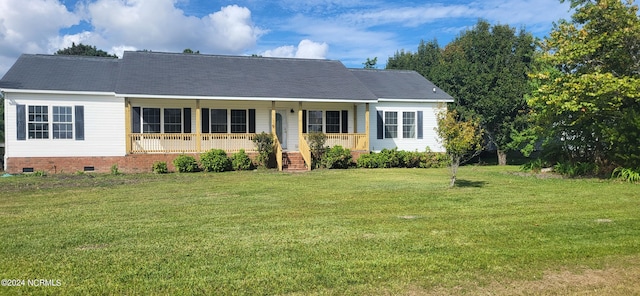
[417,111,423,139]
[183,108,191,133]
[75,106,84,140]
[201,108,210,133]
[376,111,383,139]
[341,110,348,133]
[248,109,256,133]
[132,107,141,133]
[16,104,26,140]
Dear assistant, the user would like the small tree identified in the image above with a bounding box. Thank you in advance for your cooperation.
[436,109,484,187]
[252,132,274,168]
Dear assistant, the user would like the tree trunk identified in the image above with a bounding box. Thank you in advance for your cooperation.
[449,174,456,188]
[449,158,459,188]
[497,149,507,166]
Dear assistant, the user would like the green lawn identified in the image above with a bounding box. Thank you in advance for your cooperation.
[1,166,639,295]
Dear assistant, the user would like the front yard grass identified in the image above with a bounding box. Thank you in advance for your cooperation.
[1,166,639,295]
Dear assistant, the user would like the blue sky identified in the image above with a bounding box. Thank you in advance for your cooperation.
[0,0,573,77]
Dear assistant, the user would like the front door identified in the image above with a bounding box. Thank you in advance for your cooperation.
[276,111,287,149]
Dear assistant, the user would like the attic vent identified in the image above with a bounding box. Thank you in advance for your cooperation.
[22,168,34,173]
[83,166,95,172]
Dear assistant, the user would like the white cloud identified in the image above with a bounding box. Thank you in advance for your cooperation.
[84,1,263,53]
[0,0,79,55]
[262,39,328,59]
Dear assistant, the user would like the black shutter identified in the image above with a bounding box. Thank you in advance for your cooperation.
[248,109,256,133]
[201,108,210,133]
[16,104,26,140]
[302,110,307,133]
[341,110,348,133]
[376,110,383,139]
[132,107,141,133]
[75,106,85,140]
[417,111,423,139]
[183,108,192,133]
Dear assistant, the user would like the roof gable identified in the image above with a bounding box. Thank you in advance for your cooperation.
[0,54,120,92]
[349,69,453,101]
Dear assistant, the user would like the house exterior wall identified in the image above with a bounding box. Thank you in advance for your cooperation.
[4,92,125,163]
[369,101,446,152]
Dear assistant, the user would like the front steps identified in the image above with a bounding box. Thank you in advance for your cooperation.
[282,152,307,171]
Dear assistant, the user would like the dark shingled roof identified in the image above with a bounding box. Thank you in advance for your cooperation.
[349,69,453,101]
[115,51,377,101]
[0,54,120,92]
[0,52,452,102]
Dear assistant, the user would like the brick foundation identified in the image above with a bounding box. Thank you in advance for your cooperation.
[6,151,368,174]
[5,152,259,174]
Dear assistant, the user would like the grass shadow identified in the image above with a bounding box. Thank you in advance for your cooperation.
[455,179,487,188]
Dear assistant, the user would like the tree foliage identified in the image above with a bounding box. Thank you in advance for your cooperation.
[529,0,640,170]
[363,57,377,69]
[436,109,484,187]
[388,21,536,165]
[55,43,118,58]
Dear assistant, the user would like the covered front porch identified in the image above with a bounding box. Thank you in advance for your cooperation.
[125,99,370,170]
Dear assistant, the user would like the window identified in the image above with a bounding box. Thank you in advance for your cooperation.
[210,109,227,133]
[164,108,182,133]
[230,109,247,133]
[28,105,49,139]
[142,108,161,133]
[53,106,73,139]
[308,111,323,133]
[384,111,398,138]
[325,111,340,133]
[403,112,416,138]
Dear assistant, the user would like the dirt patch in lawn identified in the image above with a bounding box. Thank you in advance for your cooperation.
[407,258,640,295]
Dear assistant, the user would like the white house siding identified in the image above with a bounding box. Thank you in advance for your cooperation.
[4,92,125,161]
[369,101,446,152]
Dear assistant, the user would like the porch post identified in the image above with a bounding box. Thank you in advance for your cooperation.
[125,98,131,154]
[195,99,201,152]
[365,103,370,151]
[271,101,276,135]
[298,101,303,143]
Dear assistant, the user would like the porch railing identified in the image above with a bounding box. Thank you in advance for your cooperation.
[299,136,312,171]
[274,135,283,171]
[129,133,257,153]
[303,133,368,151]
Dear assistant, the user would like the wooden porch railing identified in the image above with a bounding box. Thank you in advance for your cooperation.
[129,133,257,153]
[201,133,258,152]
[302,133,369,151]
[299,136,312,171]
[274,134,283,171]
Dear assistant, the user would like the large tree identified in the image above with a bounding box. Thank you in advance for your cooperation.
[55,43,118,58]
[388,22,536,165]
[529,0,640,169]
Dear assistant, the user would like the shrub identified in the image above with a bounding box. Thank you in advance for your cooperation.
[356,153,378,168]
[152,161,168,174]
[611,167,640,183]
[322,145,352,169]
[554,161,598,177]
[307,132,327,168]
[110,164,121,175]
[521,158,546,173]
[231,149,252,171]
[252,132,274,168]
[421,148,450,168]
[173,155,198,173]
[200,149,231,172]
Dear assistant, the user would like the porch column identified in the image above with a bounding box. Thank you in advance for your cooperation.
[365,103,370,151]
[195,99,201,152]
[271,101,276,135]
[298,101,303,144]
[125,98,131,154]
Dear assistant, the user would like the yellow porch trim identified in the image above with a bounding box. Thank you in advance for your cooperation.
[125,98,132,154]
